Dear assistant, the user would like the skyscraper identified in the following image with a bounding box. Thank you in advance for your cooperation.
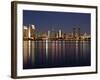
[73,28,76,40]
[23,26,28,38]
[23,24,36,40]
[59,29,61,38]
[31,25,36,40]
[48,30,50,39]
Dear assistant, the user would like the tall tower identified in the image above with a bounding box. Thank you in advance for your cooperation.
[23,26,28,38]
[28,24,36,40]
[31,25,36,40]
[72,27,80,40]
[73,28,76,40]
[28,25,31,38]
[48,30,50,39]
[77,27,80,40]
[59,29,62,38]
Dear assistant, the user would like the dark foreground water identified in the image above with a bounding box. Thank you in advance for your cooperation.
[23,40,91,69]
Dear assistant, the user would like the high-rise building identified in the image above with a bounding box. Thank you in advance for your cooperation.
[72,27,80,40]
[31,25,36,40]
[59,29,62,38]
[23,26,28,38]
[23,24,36,40]
[48,30,50,39]
[50,29,56,40]
[73,28,76,40]
[77,27,80,38]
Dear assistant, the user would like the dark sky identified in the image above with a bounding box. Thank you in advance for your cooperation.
[23,10,91,34]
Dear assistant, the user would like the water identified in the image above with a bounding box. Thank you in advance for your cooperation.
[23,40,91,69]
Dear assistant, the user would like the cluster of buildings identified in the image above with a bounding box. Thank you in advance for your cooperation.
[23,24,91,41]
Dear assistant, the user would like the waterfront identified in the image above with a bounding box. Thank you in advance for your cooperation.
[23,40,91,69]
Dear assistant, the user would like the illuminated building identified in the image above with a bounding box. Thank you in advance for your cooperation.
[59,29,62,38]
[77,27,80,40]
[48,30,50,39]
[50,29,56,40]
[73,28,76,40]
[23,26,28,38]
[27,24,36,40]
[72,27,80,40]
[81,32,91,40]
[23,24,36,40]
[31,25,36,40]
[23,24,90,41]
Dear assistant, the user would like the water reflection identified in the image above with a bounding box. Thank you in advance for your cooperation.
[23,40,91,69]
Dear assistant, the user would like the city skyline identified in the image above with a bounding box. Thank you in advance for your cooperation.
[23,24,90,41]
[23,10,91,34]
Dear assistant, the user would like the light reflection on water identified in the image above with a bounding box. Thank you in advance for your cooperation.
[23,40,91,69]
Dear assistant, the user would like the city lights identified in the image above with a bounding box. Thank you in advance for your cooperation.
[23,24,91,41]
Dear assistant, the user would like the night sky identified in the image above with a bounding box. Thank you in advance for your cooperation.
[23,10,91,34]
